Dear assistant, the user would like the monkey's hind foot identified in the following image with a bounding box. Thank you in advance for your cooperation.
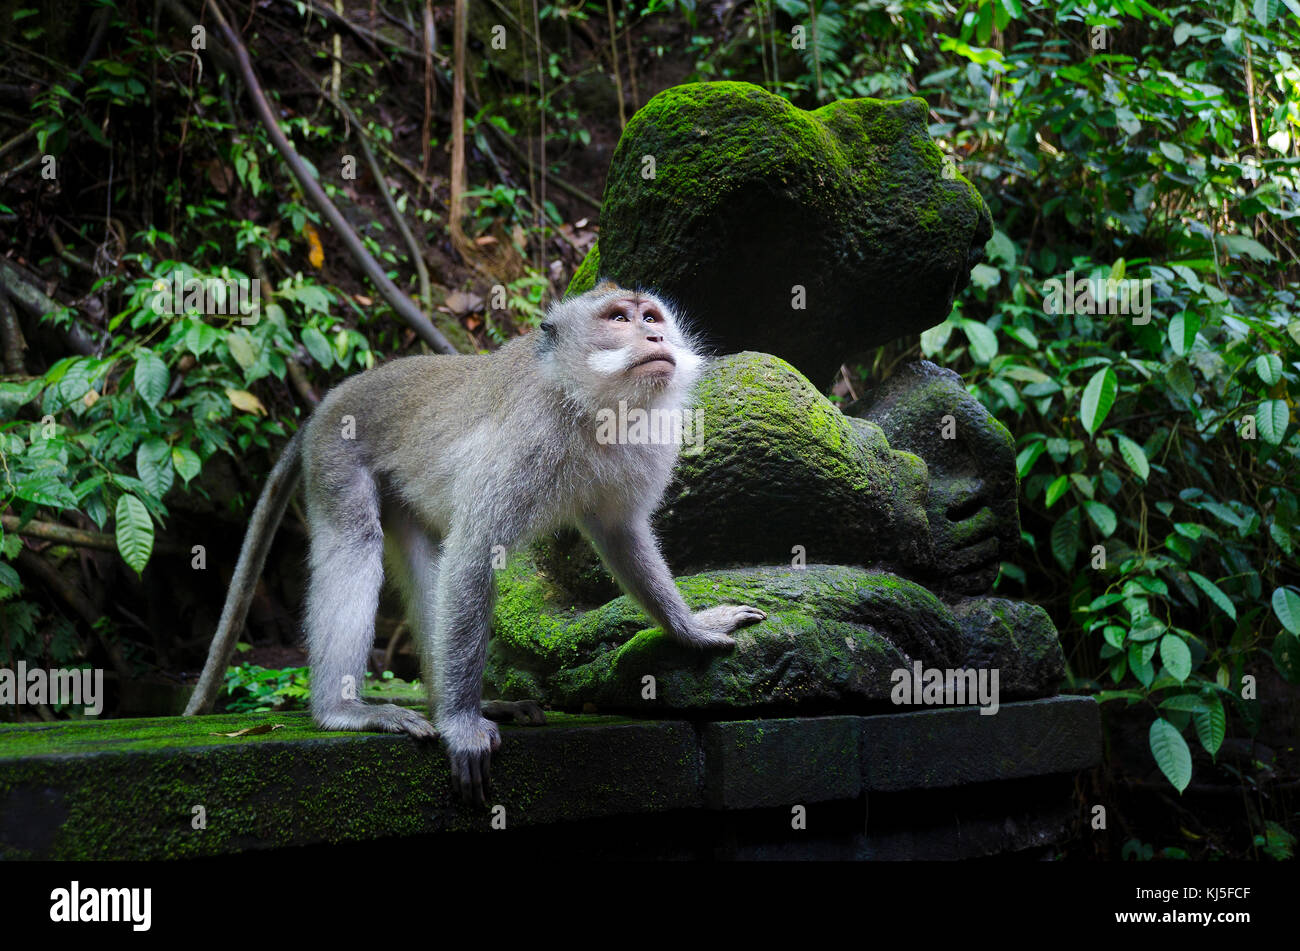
[315,702,439,739]
[481,698,547,725]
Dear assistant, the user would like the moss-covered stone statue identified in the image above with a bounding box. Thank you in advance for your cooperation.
[485,82,1063,714]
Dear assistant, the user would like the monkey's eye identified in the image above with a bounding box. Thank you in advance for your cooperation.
[643,314,657,323]
[609,312,630,322]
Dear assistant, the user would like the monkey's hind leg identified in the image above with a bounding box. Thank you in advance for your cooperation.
[305,474,436,739]
[385,515,545,732]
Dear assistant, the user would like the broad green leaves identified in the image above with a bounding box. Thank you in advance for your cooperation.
[1256,399,1288,445]
[133,351,169,407]
[1168,311,1199,356]
[1149,718,1192,793]
[1080,367,1117,435]
[1116,434,1149,480]
[1273,587,1300,634]
[1188,572,1238,621]
[1160,633,1192,682]
[114,494,154,574]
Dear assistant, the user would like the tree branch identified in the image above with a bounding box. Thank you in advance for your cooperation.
[3,514,186,555]
[202,0,459,354]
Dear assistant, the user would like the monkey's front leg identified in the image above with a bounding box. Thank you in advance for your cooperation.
[432,538,503,805]
[582,515,766,648]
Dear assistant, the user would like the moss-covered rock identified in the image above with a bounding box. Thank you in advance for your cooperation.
[582,81,992,386]
[852,360,1021,595]
[487,562,1063,714]
[654,351,933,574]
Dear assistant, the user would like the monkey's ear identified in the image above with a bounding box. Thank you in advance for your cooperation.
[540,320,556,335]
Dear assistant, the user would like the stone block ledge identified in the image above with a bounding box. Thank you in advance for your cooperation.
[0,695,1099,859]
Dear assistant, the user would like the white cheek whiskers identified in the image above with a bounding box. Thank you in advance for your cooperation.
[587,346,636,376]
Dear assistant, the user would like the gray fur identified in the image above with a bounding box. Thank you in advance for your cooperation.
[185,284,765,803]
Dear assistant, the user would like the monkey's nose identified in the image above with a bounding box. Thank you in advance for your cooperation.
[646,333,664,343]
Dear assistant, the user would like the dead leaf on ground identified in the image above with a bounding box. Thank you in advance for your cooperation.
[444,289,483,316]
[210,723,286,738]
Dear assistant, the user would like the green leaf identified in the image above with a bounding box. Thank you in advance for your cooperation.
[172,446,202,484]
[1254,354,1283,385]
[1193,695,1225,757]
[1069,473,1094,499]
[1084,501,1117,537]
[960,318,998,362]
[1269,522,1293,556]
[1273,587,1300,634]
[1159,694,1208,713]
[1102,625,1127,649]
[1116,434,1149,480]
[1160,633,1192,682]
[1129,642,1156,686]
[1257,399,1288,445]
[1080,366,1117,435]
[1166,361,1195,401]
[1050,507,1081,571]
[15,468,79,510]
[1217,234,1276,262]
[136,439,175,498]
[1168,311,1199,356]
[301,326,334,368]
[1016,442,1045,478]
[1149,718,1192,793]
[133,351,169,407]
[1129,618,1164,642]
[1273,632,1300,683]
[226,330,258,370]
[920,322,953,358]
[115,494,154,574]
[1158,142,1184,163]
[1045,474,1069,508]
[1164,532,1192,562]
[985,229,1017,266]
[1188,571,1238,621]
[185,321,220,357]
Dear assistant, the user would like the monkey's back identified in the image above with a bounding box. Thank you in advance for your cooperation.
[300,340,566,534]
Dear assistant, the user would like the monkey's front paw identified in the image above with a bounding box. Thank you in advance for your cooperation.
[441,714,502,806]
[481,698,547,725]
[676,604,766,648]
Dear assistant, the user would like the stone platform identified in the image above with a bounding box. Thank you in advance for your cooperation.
[0,696,1099,859]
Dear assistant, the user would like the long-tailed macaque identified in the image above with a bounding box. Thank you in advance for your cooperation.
[184,283,765,803]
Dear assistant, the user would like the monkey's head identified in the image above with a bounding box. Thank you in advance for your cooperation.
[537,282,704,414]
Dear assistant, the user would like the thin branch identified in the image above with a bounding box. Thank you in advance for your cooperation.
[0,256,97,355]
[202,0,458,354]
[288,60,433,318]
[0,289,26,374]
[15,548,129,680]
[3,514,186,554]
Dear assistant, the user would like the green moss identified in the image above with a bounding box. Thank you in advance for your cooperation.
[0,710,674,858]
[565,243,601,296]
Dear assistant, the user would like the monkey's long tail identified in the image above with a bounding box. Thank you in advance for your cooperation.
[182,428,305,716]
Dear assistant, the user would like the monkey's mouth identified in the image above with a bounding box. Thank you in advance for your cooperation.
[630,353,676,369]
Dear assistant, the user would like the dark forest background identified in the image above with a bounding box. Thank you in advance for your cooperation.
[0,0,1297,860]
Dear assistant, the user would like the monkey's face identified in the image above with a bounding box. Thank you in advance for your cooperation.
[541,285,704,413]
[589,294,679,383]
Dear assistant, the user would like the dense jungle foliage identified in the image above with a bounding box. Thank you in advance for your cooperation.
[0,0,1296,859]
